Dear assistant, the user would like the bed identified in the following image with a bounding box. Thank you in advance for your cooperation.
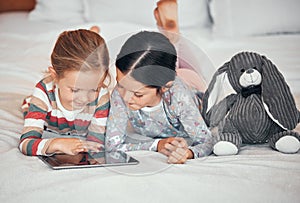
[0,0,299,202]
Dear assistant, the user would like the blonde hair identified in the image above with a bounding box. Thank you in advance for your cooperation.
[50,29,110,86]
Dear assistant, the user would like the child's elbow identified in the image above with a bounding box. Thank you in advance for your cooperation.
[19,142,30,156]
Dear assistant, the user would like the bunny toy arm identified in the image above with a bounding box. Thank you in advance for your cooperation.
[205,94,238,127]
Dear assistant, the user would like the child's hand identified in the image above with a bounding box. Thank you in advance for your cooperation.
[157,137,194,164]
[157,137,176,156]
[165,137,193,164]
[47,138,102,155]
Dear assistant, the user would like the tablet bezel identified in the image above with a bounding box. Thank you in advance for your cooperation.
[38,151,139,170]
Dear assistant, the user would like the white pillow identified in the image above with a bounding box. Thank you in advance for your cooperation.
[178,0,211,29]
[83,0,211,29]
[210,0,300,37]
[29,0,85,24]
[83,0,156,26]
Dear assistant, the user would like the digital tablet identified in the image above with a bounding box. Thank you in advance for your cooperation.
[38,151,139,170]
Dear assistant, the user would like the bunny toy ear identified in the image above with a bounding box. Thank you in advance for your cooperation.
[261,55,298,130]
[202,62,236,116]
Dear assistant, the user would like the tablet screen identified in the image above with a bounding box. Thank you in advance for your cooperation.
[38,151,139,170]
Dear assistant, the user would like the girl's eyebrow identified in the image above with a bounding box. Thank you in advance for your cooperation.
[68,86,99,91]
[132,88,149,96]
[117,82,145,94]
[69,86,80,90]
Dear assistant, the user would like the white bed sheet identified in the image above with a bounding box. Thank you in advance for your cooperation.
[0,12,299,203]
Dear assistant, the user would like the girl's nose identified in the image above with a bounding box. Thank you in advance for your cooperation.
[76,91,94,104]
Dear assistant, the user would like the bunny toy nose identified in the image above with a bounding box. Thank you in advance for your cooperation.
[246,69,254,74]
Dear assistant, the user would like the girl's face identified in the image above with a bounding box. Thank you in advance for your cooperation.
[55,70,103,111]
[116,69,162,111]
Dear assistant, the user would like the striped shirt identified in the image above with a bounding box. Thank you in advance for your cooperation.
[19,76,110,156]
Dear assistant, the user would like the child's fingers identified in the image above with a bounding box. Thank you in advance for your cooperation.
[160,148,171,156]
[167,155,178,164]
[165,142,176,152]
[170,137,188,148]
[174,137,188,148]
[173,147,188,160]
[86,141,103,149]
[73,147,86,155]
[170,139,180,147]
[83,141,102,152]
[76,140,101,153]
[165,138,188,154]
[157,137,176,152]
[168,148,189,164]
[168,154,187,164]
[67,139,84,155]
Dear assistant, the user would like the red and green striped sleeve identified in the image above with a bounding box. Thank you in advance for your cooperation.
[86,89,110,150]
[19,79,52,156]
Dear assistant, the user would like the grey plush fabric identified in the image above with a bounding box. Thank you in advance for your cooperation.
[201,51,300,149]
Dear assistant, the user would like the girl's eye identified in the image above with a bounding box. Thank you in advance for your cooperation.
[134,93,143,98]
[71,89,79,93]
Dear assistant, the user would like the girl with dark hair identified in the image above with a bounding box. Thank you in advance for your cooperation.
[105,31,212,164]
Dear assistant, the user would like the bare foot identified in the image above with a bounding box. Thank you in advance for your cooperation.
[90,25,100,34]
[154,0,179,44]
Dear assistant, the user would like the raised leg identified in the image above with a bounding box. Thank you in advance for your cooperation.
[154,0,179,44]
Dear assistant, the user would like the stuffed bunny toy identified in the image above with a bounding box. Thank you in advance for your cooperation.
[201,51,300,156]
